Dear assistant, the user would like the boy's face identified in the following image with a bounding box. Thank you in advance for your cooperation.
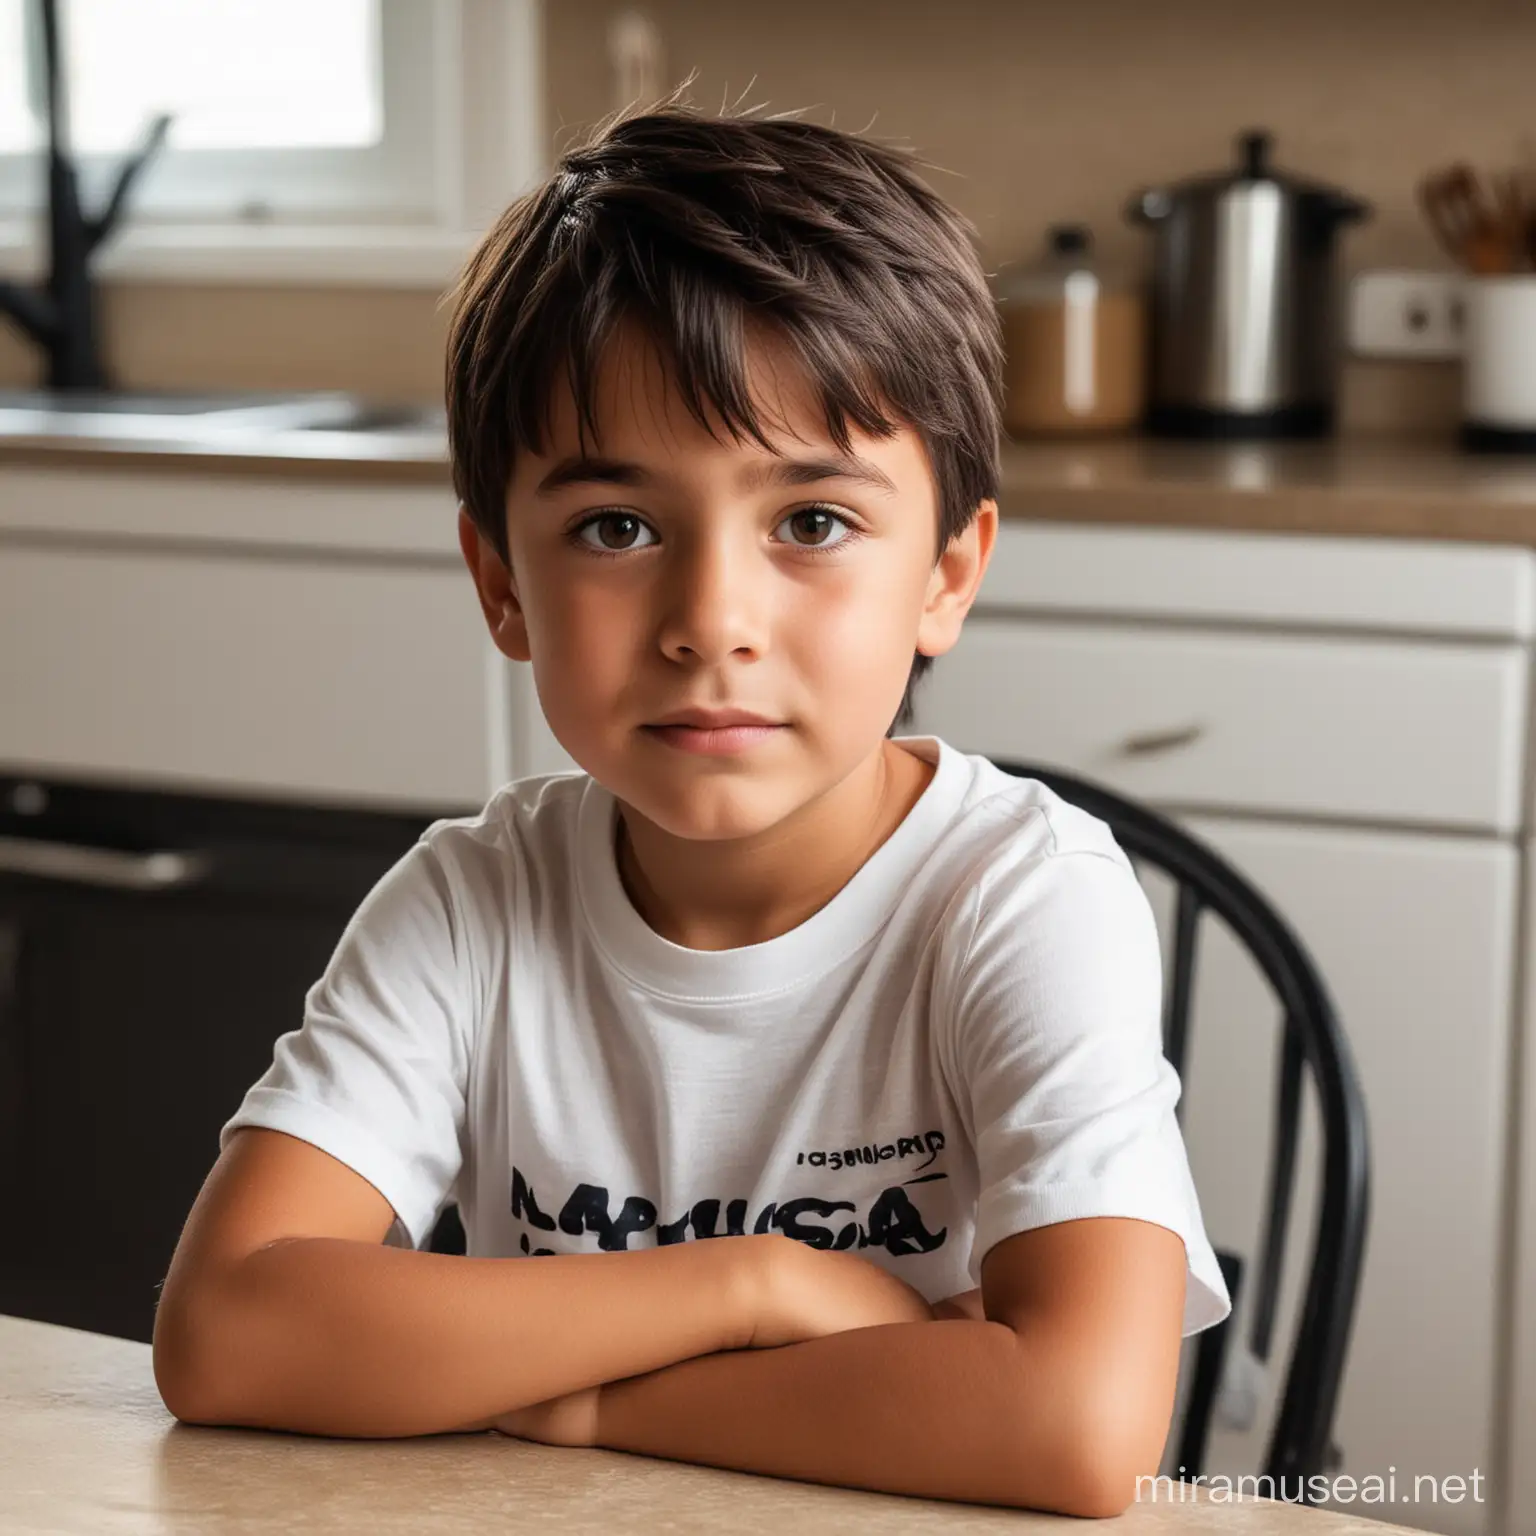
[459,322,995,847]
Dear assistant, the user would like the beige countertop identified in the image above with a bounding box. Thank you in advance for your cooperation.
[10,421,1536,547]
[0,1312,1421,1535]
[993,437,1536,547]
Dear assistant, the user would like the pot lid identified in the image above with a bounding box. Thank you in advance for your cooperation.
[1131,130,1371,224]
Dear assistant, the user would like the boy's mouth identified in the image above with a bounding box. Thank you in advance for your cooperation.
[641,722,787,757]
[647,706,780,728]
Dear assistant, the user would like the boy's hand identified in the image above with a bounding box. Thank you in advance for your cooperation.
[930,1286,986,1323]
[744,1234,936,1348]
[487,1247,983,1447]
[491,1383,601,1448]
[488,1280,984,1447]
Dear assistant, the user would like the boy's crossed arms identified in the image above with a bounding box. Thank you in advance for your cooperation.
[154,1127,1184,1518]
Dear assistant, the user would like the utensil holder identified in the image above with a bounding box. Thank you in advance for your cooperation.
[1463,277,1536,450]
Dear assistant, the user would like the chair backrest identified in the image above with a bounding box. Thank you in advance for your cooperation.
[988,759,1371,1488]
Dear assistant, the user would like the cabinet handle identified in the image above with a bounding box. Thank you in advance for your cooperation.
[0,835,211,891]
[1119,722,1207,757]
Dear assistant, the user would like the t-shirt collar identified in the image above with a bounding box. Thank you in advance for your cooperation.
[576,734,968,1001]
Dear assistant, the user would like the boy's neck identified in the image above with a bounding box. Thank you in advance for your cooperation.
[613,738,935,953]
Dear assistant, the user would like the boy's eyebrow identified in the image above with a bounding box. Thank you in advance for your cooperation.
[534,452,899,497]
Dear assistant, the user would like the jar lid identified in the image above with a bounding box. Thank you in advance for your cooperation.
[996,222,1135,305]
[1049,224,1091,257]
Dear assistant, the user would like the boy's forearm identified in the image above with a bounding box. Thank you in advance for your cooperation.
[159,1235,758,1439]
[595,1318,1119,1516]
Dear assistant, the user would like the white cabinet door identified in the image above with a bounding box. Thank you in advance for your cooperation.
[0,541,500,809]
[1507,841,1536,1536]
[908,617,1527,834]
[1135,815,1512,1536]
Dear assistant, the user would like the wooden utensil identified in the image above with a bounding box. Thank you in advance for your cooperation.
[1511,173,1536,272]
[1517,139,1536,267]
[1418,163,1516,273]
[1500,175,1525,271]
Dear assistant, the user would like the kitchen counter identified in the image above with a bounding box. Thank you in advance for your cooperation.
[11,410,1536,546]
[0,1313,1422,1536]
[995,437,1536,547]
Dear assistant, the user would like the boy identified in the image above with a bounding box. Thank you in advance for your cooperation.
[152,102,1230,1518]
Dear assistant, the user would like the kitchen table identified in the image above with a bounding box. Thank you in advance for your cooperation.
[0,1313,1426,1535]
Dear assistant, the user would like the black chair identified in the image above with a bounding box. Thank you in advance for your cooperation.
[988,759,1370,1495]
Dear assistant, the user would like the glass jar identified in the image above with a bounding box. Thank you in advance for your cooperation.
[996,224,1147,437]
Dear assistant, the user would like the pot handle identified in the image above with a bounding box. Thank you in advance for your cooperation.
[1300,190,1373,247]
[1325,190,1373,225]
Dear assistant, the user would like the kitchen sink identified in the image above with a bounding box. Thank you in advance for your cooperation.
[0,388,379,438]
[0,387,448,457]
[0,389,448,457]
[0,388,312,417]
[293,403,447,434]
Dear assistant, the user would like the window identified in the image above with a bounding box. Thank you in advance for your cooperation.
[0,0,542,281]
[3,1,382,155]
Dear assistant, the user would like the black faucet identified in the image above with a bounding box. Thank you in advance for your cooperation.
[0,0,170,390]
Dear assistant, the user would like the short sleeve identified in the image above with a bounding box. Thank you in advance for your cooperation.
[219,837,474,1251]
[948,832,1231,1337]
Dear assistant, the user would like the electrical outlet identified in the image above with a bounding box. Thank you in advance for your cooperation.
[1348,270,1465,360]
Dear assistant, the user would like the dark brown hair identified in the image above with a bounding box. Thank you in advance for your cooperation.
[446,97,1002,731]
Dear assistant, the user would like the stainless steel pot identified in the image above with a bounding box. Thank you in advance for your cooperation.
[1127,130,1372,438]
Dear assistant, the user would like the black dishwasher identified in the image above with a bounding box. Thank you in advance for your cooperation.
[0,771,468,1344]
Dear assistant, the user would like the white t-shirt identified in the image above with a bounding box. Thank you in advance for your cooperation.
[220,734,1231,1336]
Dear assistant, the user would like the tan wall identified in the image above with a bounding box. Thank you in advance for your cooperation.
[4,0,1529,431]
[0,285,454,400]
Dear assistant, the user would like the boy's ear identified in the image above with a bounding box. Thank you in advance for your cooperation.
[914,498,998,661]
[458,504,532,663]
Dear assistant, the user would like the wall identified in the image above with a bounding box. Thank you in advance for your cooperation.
[0,284,453,400]
[5,0,1531,431]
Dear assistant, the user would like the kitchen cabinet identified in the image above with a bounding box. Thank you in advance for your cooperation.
[910,520,1533,1536]
[1168,819,1514,1536]
[0,778,434,1344]
[0,466,508,1342]
[1508,846,1536,1536]
[0,464,581,813]
[0,541,498,811]
[916,615,1525,834]
[2,463,1534,1535]
[0,468,521,812]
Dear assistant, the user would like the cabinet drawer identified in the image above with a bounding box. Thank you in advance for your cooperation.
[911,617,1528,833]
[0,542,495,809]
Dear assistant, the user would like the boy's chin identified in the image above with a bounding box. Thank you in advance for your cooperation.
[614,772,824,845]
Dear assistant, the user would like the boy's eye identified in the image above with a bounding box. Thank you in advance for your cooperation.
[568,505,858,557]
[777,506,853,549]
[572,511,656,553]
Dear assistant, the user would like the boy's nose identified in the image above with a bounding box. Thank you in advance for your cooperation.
[654,534,771,664]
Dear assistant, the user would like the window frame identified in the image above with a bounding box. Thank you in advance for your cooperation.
[0,0,544,288]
